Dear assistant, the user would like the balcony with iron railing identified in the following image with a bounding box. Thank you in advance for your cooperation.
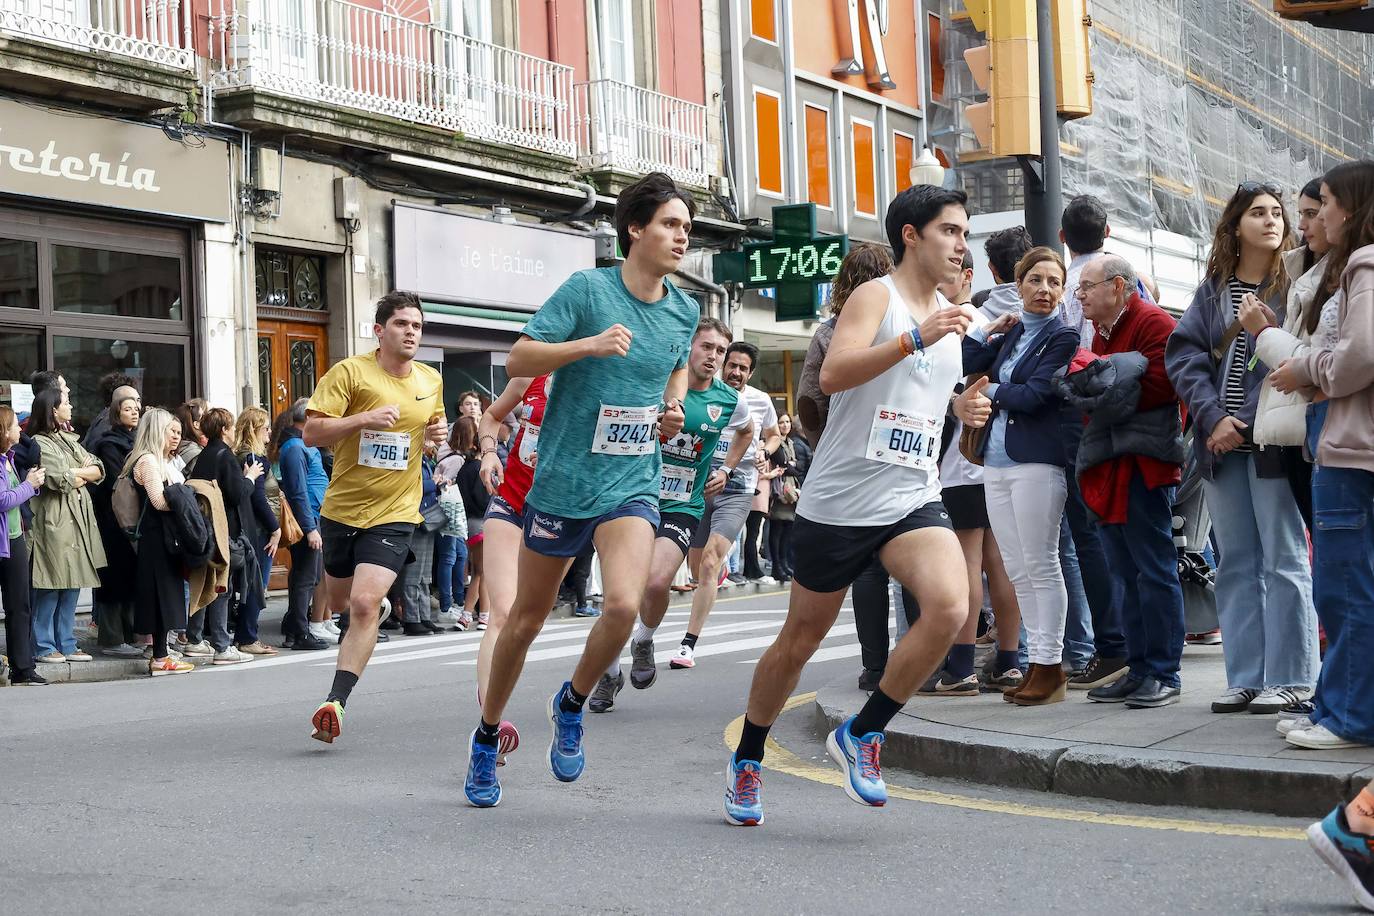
[0,0,193,69]
[576,79,711,187]
[206,0,577,160]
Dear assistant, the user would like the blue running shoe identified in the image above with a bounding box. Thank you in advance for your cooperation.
[1307,805,1374,912]
[547,683,586,782]
[826,717,887,807]
[724,755,764,826]
[464,730,501,808]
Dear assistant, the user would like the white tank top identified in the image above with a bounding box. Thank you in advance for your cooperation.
[797,275,965,526]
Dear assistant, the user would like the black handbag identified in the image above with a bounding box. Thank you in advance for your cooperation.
[420,499,447,533]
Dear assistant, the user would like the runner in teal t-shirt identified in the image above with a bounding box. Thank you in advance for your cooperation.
[588,318,755,711]
[465,173,700,809]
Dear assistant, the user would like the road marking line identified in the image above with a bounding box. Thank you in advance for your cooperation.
[442,618,790,667]
[722,693,1305,842]
[739,642,860,664]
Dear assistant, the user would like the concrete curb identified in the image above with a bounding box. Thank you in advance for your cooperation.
[816,682,1374,818]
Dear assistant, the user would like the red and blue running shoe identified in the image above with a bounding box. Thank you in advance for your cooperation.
[724,755,764,826]
[826,716,887,807]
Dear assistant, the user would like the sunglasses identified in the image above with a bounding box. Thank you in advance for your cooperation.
[1236,180,1283,199]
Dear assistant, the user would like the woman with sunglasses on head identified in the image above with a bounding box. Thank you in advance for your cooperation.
[1166,181,1317,716]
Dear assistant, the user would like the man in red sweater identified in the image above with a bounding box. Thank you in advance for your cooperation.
[1073,255,1187,708]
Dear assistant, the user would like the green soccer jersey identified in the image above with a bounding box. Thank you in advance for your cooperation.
[658,378,751,518]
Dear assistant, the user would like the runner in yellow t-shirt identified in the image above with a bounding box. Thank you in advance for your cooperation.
[303,291,446,744]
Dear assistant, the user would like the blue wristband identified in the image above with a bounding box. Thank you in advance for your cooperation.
[911,327,925,353]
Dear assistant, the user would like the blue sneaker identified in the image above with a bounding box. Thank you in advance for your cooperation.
[1307,805,1374,912]
[826,717,887,807]
[547,683,586,782]
[724,755,764,826]
[464,731,501,808]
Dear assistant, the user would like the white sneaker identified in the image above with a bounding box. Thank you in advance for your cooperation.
[1286,723,1369,750]
[378,597,392,625]
[1248,685,1314,715]
[669,644,696,670]
[323,619,341,636]
[1277,716,1312,736]
[435,609,461,629]
[101,643,144,659]
[182,641,214,658]
[753,575,779,586]
[308,622,335,643]
[212,647,251,666]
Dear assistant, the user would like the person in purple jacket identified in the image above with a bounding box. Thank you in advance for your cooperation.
[0,404,47,685]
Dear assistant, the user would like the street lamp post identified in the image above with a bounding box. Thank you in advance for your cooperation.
[910,146,946,188]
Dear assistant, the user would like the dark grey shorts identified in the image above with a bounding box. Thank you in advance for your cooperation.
[689,488,753,550]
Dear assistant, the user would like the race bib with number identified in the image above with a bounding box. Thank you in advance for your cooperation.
[592,404,657,456]
[659,463,696,502]
[518,421,540,468]
[359,430,411,471]
[865,405,940,470]
[713,436,730,460]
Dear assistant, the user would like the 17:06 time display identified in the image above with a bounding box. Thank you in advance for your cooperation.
[744,237,847,287]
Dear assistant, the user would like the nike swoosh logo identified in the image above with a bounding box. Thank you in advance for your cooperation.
[382,539,398,548]
[416,394,432,400]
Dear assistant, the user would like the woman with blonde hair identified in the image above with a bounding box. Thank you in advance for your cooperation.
[232,405,281,656]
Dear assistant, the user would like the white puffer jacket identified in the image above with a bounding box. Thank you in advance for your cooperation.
[1252,248,1329,447]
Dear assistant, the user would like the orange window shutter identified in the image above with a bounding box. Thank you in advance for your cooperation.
[928,13,945,100]
[852,121,876,215]
[894,133,915,193]
[755,91,783,195]
[750,0,777,42]
[804,106,831,208]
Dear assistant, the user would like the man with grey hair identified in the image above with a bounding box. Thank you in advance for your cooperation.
[1058,255,1188,708]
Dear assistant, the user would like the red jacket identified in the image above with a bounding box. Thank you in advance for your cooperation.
[1078,295,1183,523]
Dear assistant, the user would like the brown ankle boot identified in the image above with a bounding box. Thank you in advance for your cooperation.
[1012,663,1068,706]
[1002,663,1038,703]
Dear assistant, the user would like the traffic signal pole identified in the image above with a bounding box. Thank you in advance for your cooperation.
[1020,0,1063,247]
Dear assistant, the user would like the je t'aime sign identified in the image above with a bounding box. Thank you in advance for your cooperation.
[0,98,232,223]
[392,202,596,313]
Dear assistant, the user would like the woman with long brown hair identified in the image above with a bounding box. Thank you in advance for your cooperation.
[1166,182,1317,715]
[232,405,281,655]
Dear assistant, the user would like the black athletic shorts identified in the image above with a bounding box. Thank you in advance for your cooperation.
[320,517,416,579]
[791,501,953,594]
[942,484,990,531]
[656,511,700,558]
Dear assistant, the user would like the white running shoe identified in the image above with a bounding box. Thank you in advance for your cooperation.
[1277,716,1312,736]
[753,575,779,586]
[324,619,341,636]
[309,622,334,642]
[669,644,696,670]
[1286,723,1369,750]
[212,647,252,666]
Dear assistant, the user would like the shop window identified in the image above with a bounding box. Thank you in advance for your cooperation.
[750,0,777,43]
[0,238,39,310]
[0,327,43,409]
[53,335,187,432]
[804,104,832,209]
[754,88,784,196]
[894,131,915,194]
[852,119,877,217]
[256,249,327,311]
[52,245,183,321]
[928,13,945,101]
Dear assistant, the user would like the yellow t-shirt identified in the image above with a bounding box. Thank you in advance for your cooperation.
[307,350,444,529]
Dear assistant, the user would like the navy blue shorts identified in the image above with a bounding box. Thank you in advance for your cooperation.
[485,493,526,529]
[523,500,661,558]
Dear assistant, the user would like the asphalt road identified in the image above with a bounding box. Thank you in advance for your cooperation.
[0,588,1356,915]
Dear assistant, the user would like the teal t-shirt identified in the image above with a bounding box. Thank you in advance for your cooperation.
[659,378,751,519]
[523,267,698,519]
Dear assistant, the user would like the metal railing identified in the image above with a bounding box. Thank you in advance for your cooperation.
[576,79,710,187]
[0,0,193,69]
[207,0,576,158]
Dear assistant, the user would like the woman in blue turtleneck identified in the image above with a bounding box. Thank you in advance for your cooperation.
[961,246,1081,706]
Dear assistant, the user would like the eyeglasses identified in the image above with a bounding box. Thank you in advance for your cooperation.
[1076,277,1118,295]
[1237,180,1283,199]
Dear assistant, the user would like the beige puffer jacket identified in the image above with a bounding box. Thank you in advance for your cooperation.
[1252,248,1328,447]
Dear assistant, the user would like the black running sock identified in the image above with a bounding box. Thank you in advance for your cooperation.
[327,671,360,708]
[996,650,1021,675]
[474,719,500,747]
[850,687,902,738]
[946,643,976,680]
[559,682,587,714]
[681,632,699,650]
[735,717,770,764]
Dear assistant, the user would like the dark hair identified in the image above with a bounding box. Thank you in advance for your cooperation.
[1014,246,1067,285]
[1300,178,1323,202]
[453,416,479,458]
[268,397,308,462]
[725,341,760,373]
[374,290,424,328]
[884,185,968,265]
[457,390,483,409]
[615,171,696,256]
[829,243,894,316]
[27,388,64,437]
[29,370,62,399]
[960,250,974,271]
[1060,195,1109,255]
[173,401,202,440]
[99,372,138,405]
[694,317,733,343]
[201,406,234,443]
[985,226,1034,283]
[1320,159,1374,296]
[1205,183,1291,301]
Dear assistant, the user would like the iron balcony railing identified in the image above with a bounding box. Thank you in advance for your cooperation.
[576,78,710,187]
[0,0,193,69]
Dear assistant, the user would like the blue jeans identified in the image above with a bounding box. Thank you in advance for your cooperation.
[1098,474,1186,687]
[435,534,468,611]
[1202,451,1318,690]
[1310,464,1374,743]
[32,587,78,656]
[1059,514,1096,670]
[1064,465,1127,658]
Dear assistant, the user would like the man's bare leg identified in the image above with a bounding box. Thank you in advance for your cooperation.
[593,536,686,702]
[743,583,848,728]
[684,532,732,639]
[311,563,401,743]
[569,516,655,694]
[479,546,572,726]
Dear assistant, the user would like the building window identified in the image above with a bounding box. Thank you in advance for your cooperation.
[754,88,784,197]
[851,118,877,217]
[928,12,945,102]
[256,249,327,311]
[0,238,38,310]
[750,0,777,43]
[804,104,831,209]
[893,130,916,194]
[596,0,635,83]
[53,246,183,321]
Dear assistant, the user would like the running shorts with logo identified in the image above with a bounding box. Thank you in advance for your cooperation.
[523,500,660,558]
[656,511,699,557]
[485,492,526,528]
[320,517,417,579]
[791,501,952,593]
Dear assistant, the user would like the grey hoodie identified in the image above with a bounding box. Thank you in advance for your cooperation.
[978,282,1023,323]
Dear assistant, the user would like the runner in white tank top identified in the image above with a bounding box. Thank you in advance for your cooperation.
[724,186,980,827]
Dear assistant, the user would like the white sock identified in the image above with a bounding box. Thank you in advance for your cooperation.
[633,623,657,644]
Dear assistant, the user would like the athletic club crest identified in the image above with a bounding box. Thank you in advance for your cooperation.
[707,404,723,422]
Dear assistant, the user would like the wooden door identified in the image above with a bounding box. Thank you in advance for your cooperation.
[256,320,330,590]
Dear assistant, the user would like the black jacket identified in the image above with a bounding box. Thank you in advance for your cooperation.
[1055,352,1187,473]
[90,424,138,601]
[455,454,490,519]
[190,439,255,541]
[237,451,279,544]
[160,482,212,569]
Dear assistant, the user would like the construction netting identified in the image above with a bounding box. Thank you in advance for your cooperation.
[936,0,1374,241]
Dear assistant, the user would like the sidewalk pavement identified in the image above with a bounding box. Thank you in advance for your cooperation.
[0,579,787,686]
[815,645,1374,818]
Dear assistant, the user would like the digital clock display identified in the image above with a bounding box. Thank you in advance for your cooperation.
[742,236,849,289]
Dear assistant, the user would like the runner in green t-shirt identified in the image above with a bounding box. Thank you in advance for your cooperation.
[589,318,754,712]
